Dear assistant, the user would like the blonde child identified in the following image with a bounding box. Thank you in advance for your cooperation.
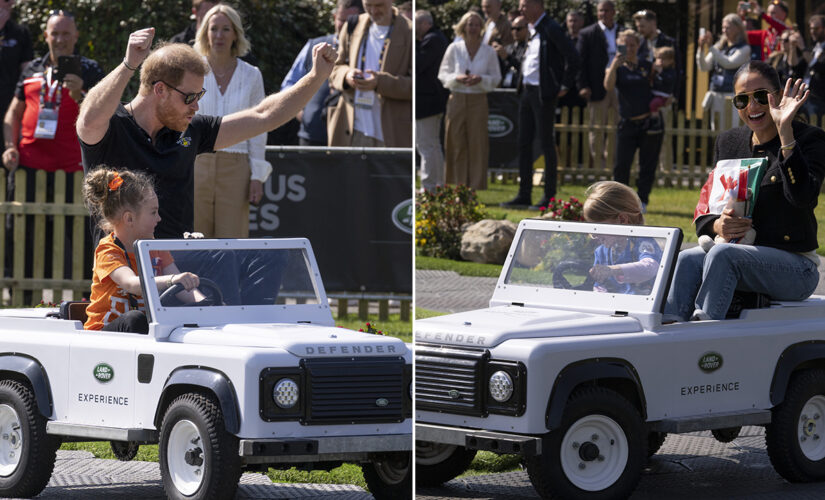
[650,46,677,114]
[583,181,661,294]
[83,168,201,333]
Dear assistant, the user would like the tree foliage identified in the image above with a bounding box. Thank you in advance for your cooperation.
[14,0,335,96]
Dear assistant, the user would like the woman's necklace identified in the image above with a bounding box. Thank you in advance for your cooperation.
[211,58,237,92]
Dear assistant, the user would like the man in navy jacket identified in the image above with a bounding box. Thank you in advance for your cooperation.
[501,0,580,210]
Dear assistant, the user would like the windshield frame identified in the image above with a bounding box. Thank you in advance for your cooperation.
[134,238,332,328]
[492,220,682,316]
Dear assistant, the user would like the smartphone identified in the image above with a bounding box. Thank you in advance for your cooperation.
[699,27,707,39]
[617,45,627,57]
[353,73,364,80]
[54,55,82,82]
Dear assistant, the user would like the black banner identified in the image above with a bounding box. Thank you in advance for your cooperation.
[250,147,412,294]
[487,89,520,169]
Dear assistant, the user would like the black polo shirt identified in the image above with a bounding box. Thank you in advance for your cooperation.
[80,104,222,239]
[615,60,654,119]
[0,19,33,117]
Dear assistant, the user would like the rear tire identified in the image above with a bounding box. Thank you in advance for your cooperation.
[647,431,667,457]
[415,441,477,487]
[766,368,825,482]
[110,440,140,461]
[362,451,411,500]
[526,386,645,499]
[159,392,241,500]
[0,379,58,498]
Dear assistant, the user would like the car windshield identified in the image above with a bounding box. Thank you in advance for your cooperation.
[158,248,320,307]
[135,239,332,327]
[505,228,666,296]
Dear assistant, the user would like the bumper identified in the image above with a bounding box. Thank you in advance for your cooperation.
[416,423,542,456]
[239,433,411,464]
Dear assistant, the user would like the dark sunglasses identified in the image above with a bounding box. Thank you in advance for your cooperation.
[153,80,206,105]
[732,89,773,109]
[48,9,75,18]
[512,26,526,31]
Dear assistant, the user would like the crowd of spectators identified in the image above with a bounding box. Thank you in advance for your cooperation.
[416,0,825,213]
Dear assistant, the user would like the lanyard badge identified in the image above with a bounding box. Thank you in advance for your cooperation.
[34,69,62,140]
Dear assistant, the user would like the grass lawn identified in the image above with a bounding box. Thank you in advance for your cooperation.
[418,183,825,275]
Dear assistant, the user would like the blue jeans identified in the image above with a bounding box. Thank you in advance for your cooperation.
[664,244,819,321]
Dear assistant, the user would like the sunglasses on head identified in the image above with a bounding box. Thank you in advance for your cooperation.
[732,89,772,110]
[153,80,206,105]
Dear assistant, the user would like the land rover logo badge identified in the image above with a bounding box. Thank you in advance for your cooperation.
[391,199,413,235]
[448,390,460,399]
[698,352,723,373]
[376,398,389,407]
[93,363,114,383]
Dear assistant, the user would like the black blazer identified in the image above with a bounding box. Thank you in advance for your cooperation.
[576,22,610,101]
[518,13,580,104]
[697,122,825,252]
[415,27,449,119]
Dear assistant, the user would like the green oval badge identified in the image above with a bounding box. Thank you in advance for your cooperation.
[391,199,413,235]
[698,352,723,373]
[94,363,114,383]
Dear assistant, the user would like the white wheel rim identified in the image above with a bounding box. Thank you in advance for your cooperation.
[0,404,22,476]
[798,395,825,461]
[560,414,628,492]
[373,458,409,485]
[167,419,205,496]
[415,442,457,465]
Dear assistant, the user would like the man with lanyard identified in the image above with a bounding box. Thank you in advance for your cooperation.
[76,28,336,304]
[281,0,363,146]
[327,0,412,147]
[501,0,580,210]
[2,10,103,299]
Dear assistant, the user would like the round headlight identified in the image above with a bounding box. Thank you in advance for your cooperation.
[273,378,299,409]
[489,371,514,402]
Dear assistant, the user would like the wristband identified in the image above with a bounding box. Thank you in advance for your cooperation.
[780,140,796,151]
[123,59,138,72]
[168,274,174,288]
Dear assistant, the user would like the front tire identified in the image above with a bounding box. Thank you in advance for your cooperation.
[767,368,825,482]
[0,379,58,498]
[415,441,477,487]
[362,451,411,500]
[159,392,241,500]
[110,440,140,461]
[527,387,645,499]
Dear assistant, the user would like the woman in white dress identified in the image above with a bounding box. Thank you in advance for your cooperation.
[438,11,502,190]
[193,4,271,238]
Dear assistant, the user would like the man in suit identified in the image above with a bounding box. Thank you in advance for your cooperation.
[415,9,448,191]
[558,10,586,109]
[577,0,618,170]
[803,15,825,118]
[501,0,580,209]
[328,0,412,147]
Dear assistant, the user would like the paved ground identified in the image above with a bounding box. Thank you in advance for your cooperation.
[414,258,825,499]
[15,450,373,499]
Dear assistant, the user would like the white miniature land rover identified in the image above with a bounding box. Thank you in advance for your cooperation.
[415,219,825,499]
[0,238,411,500]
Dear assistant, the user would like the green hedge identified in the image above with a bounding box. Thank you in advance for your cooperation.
[13,0,336,96]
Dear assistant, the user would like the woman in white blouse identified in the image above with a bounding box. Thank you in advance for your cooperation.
[696,14,751,130]
[438,11,502,190]
[193,4,271,238]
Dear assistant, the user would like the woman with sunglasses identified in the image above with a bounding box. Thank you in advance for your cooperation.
[697,13,751,129]
[191,4,271,238]
[665,61,825,321]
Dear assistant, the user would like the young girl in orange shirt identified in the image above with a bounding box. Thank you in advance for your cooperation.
[82,168,201,333]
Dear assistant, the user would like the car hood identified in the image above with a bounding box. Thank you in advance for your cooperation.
[415,305,643,348]
[170,323,409,358]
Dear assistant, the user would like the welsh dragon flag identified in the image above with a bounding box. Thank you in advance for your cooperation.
[694,158,768,222]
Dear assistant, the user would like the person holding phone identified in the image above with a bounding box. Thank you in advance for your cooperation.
[603,29,663,212]
[1,10,103,302]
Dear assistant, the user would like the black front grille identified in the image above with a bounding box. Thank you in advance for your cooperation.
[415,343,489,416]
[303,357,405,425]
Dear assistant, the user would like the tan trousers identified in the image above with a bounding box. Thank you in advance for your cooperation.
[352,130,385,147]
[586,89,619,169]
[194,151,251,238]
[444,92,488,190]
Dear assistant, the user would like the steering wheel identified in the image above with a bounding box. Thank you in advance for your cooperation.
[552,260,595,291]
[159,277,225,307]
